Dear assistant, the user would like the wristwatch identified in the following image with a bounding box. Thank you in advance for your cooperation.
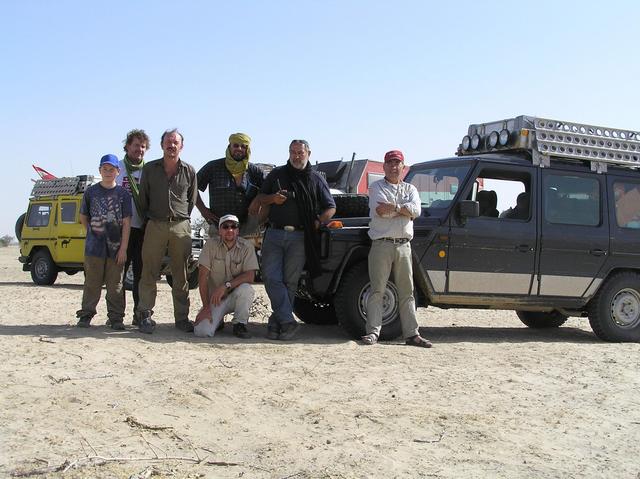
[225,281,232,290]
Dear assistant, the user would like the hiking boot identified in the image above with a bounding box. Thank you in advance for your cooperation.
[133,314,155,327]
[139,317,155,334]
[175,319,194,333]
[232,323,251,339]
[266,327,280,340]
[278,321,299,341]
[76,316,92,328]
[110,320,125,331]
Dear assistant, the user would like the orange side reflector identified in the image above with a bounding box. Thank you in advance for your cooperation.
[327,220,343,229]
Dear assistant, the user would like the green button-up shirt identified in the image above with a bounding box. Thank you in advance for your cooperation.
[139,158,197,221]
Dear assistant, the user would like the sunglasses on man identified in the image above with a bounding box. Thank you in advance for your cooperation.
[220,222,239,230]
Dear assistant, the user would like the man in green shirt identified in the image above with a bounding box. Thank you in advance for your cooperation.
[137,129,198,334]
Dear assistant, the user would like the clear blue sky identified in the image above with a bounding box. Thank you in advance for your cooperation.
[1,0,639,236]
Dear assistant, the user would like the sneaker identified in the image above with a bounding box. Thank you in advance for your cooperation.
[266,328,279,340]
[110,320,125,331]
[76,316,92,328]
[278,321,299,341]
[232,323,251,339]
[139,317,155,334]
[175,319,194,333]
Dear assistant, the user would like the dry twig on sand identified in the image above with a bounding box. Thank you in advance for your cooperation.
[125,415,173,431]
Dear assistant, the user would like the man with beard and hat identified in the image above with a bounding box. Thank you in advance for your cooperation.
[196,133,265,237]
[249,139,335,340]
[116,128,150,325]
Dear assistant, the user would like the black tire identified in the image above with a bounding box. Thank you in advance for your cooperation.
[334,261,402,340]
[293,297,338,325]
[333,194,369,218]
[516,310,568,328]
[123,265,134,291]
[30,249,58,285]
[15,213,26,241]
[588,272,640,342]
[166,269,199,290]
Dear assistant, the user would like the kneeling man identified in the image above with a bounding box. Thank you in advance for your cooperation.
[195,214,259,338]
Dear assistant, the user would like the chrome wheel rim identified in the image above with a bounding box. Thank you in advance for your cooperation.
[610,288,640,329]
[358,281,399,326]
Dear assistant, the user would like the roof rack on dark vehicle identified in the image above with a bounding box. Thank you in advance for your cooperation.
[457,115,640,173]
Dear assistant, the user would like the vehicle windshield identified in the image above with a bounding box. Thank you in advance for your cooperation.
[405,163,471,212]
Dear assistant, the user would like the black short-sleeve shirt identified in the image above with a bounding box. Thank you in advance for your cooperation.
[260,165,335,227]
[197,158,264,223]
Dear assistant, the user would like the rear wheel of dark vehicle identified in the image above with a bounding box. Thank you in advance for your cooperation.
[588,272,640,342]
[334,261,402,340]
[30,249,58,285]
[516,310,568,328]
[123,265,134,291]
[166,269,199,290]
[333,194,369,218]
[15,213,26,241]
[293,297,338,325]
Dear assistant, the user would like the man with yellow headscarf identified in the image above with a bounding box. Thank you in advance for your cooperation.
[196,133,265,237]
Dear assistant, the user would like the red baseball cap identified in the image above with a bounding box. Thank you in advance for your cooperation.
[384,150,404,163]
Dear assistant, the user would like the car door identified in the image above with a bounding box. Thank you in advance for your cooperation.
[53,197,85,264]
[537,170,609,297]
[445,163,537,295]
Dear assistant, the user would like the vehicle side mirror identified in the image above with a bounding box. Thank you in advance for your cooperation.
[458,200,479,224]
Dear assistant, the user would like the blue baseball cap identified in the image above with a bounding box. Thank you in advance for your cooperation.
[100,154,119,168]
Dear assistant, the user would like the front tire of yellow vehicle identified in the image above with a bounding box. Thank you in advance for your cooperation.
[30,250,58,285]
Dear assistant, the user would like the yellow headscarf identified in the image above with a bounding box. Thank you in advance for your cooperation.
[225,132,251,177]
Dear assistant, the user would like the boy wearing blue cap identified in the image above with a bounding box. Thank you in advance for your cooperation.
[76,154,132,330]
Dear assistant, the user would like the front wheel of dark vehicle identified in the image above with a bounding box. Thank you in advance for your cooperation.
[293,297,338,324]
[588,272,640,342]
[165,269,199,290]
[516,310,568,328]
[334,261,402,340]
[30,250,58,285]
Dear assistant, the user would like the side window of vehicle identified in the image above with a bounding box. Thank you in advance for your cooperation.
[613,181,640,229]
[544,175,600,226]
[470,168,530,220]
[27,203,52,227]
[407,164,471,214]
[61,202,77,223]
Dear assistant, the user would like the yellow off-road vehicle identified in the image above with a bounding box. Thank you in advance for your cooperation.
[16,175,202,287]
[16,176,91,285]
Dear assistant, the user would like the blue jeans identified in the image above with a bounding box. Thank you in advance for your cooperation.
[261,228,306,330]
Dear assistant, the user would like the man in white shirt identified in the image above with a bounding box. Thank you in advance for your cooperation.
[116,129,150,325]
[362,150,432,348]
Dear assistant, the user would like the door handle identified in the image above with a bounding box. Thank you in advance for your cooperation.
[589,249,607,257]
[516,244,532,253]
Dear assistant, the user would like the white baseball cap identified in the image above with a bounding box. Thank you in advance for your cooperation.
[219,214,240,226]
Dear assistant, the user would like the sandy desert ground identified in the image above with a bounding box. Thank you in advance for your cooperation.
[0,245,639,478]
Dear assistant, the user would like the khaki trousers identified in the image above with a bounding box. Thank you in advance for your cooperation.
[78,255,125,321]
[137,219,192,322]
[366,240,419,339]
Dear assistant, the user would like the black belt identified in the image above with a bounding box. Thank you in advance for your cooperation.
[167,217,188,222]
[270,224,304,231]
[377,237,410,244]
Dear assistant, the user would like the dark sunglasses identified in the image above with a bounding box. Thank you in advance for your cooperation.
[231,143,248,150]
[221,223,239,230]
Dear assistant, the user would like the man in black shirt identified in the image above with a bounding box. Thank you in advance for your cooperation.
[251,139,335,340]
[196,133,264,237]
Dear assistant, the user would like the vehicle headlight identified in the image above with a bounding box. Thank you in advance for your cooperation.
[487,131,499,148]
[499,128,510,146]
[461,135,471,151]
[470,134,481,150]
